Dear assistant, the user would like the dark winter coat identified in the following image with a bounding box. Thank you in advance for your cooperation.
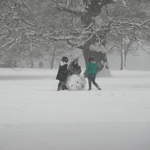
[56,63,68,81]
[68,62,81,75]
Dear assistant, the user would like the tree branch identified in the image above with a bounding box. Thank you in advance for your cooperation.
[0,38,16,50]
[56,5,84,16]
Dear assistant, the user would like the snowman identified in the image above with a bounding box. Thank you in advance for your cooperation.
[66,58,86,90]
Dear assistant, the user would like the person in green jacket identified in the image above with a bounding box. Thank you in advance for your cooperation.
[85,57,101,90]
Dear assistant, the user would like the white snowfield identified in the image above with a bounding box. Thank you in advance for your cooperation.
[0,69,150,150]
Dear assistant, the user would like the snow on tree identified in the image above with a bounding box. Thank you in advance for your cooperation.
[1,0,150,69]
[106,0,150,70]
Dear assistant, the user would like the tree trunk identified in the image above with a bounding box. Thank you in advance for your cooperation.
[30,58,34,68]
[120,37,127,70]
[50,44,56,69]
[30,42,34,68]
[120,46,127,70]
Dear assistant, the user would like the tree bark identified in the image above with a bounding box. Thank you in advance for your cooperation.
[120,38,127,70]
[30,41,34,68]
[50,44,56,69]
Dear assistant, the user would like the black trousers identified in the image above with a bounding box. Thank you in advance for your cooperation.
[88,74,100,90]
[57,81,67,91]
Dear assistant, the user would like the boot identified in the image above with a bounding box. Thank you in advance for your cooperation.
[96,84,101,90]
[97,87,101,90]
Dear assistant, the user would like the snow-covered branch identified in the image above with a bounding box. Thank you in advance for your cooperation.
[0,38,16,50]
[55,3,84,16]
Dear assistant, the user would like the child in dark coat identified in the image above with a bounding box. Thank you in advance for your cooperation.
[56,56,69,91]
[85,57,101,90]
[68,58,81,76]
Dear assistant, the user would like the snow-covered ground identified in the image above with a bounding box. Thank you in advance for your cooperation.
[0,69,150,150]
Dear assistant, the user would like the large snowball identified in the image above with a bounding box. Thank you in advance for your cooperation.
[66,75,86,90]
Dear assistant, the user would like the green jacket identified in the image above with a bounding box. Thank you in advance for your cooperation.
[86,62,97,75]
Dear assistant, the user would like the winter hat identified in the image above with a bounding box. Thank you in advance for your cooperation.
[88,56,95,62]
[61,56,68,63]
